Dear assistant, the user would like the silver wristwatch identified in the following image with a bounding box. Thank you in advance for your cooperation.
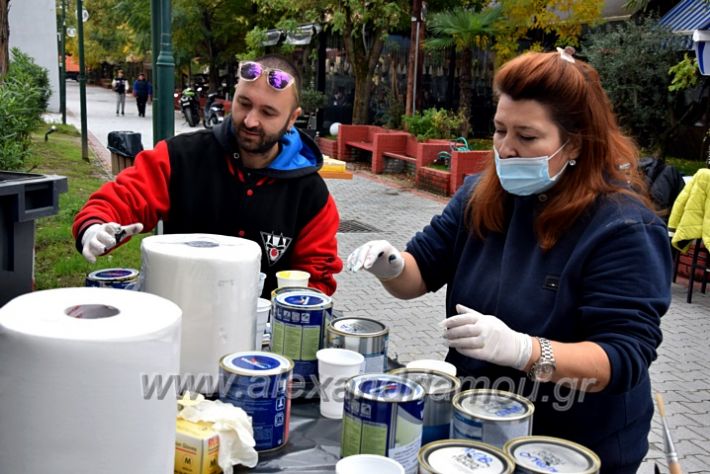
[528,337,556,382]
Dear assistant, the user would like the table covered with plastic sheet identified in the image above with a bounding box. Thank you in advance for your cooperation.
[235,399,342,473]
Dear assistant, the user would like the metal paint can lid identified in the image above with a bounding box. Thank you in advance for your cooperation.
[454,389,534,421]
[273,288,332,309]
[503,436,601,474]
[348,374,425,402]
[220,351,294,377]
[330,317,388,336]
[419,439,515,473]
[388,368,461,396]
[86,268,139,282]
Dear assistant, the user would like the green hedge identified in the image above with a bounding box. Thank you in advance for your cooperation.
[0,48,50,170]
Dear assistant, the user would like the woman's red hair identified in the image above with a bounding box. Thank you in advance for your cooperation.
[468,51,651,250]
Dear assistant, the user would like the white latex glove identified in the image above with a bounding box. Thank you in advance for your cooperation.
[443,304,532,371]
[346,240,405,281]
[81,222,143,263]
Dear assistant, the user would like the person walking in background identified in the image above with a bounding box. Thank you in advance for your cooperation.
[347,49,671,472]
[111,69,128,116]
[132,72,152,117]
[73,55,342,298]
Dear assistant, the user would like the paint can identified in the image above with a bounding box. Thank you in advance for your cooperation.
[452,389,534,449]
[418,439,516,474]
[85,268,140,290]
[341,374,425,474]
[388,368,461,444]
[503,436,601,474]
[326,316,389,373]
[218,351,293,452]
[269,287,333,394]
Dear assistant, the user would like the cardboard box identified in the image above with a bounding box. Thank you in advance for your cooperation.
[175,419,221,474]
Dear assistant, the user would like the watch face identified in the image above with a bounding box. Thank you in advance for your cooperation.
[535,363,555,382]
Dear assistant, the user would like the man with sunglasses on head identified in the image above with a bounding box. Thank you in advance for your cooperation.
[73,55,343,297]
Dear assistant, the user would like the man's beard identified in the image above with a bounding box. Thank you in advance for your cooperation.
[237,119,291,155]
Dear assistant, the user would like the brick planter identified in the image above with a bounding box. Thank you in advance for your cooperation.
[450,150,492,195]
[417,167,451,196]
[317,136,339,159]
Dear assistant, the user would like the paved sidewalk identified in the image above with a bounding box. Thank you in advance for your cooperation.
[60,81,710,473]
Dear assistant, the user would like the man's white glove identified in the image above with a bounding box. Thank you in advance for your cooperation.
[443,304,532,371]
[346,240,405,281]
[81,222,143,263]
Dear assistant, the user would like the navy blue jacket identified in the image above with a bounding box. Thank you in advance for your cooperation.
[407,176,671,472]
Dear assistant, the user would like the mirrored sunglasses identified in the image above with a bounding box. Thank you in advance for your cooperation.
[238,61,295,91]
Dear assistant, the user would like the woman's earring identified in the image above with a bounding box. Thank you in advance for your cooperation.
[569,159,576,166]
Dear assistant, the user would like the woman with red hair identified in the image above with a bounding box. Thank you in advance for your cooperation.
[348,49,671,472]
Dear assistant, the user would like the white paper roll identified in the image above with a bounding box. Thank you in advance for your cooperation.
[0,287,182,474]
[141,234,261,390]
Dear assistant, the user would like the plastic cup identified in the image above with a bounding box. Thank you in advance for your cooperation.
[254,298,271,349]
[405,359,457,377]
[316,348,364,419]
[276,270,310,289]
[336,455,405,474]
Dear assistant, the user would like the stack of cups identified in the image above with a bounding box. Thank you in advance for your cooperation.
[276,270,310,288]
[316,348,364,419]
[254,298,271,349]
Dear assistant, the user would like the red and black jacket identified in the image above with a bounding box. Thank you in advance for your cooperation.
[73,120,343,296]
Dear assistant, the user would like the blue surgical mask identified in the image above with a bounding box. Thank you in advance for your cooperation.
[494,143,569,196]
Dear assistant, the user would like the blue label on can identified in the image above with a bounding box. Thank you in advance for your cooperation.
[231,354,282,371]
[270,299,332,386]
[422,423,451,445]
[342,386,424,474]
[281,293,327,307]
[93,269,135,279]
[219,367,291,451]
[359,380,413,399]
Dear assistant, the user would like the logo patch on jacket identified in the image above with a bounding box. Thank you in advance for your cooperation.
[260,231,292,265]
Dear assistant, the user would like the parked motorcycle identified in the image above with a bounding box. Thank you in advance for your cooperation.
[177,87,200,127]
[203,92,225,129]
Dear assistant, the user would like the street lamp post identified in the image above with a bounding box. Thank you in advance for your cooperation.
[59,0,66,124]
[76,0,89,161]
[151,0,175,144]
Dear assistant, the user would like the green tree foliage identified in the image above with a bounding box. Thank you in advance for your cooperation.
[426,7,500,135]
[494,0,604,64]
[251,0,410,124]
[584,17,679,153]
[0,49,50,170]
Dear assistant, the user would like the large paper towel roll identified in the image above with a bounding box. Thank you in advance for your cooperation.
[0,287,181,474]
[141,234,261,390]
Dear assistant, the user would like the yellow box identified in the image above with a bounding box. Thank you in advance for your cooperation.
[175,419,221,474]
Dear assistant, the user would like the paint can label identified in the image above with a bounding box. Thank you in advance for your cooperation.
[342,378,424,474]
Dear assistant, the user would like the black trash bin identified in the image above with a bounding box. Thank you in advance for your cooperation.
[0,171,68,306]
[107,131,143,175]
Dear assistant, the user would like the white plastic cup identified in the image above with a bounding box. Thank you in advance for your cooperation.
[254,298,271,349]
[276,270,310,289]
[316,348,364,419]
[405,359,457,377]
[336,454,405,474]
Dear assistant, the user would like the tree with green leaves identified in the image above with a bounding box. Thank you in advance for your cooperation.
[251,0,410,124]
[494,0,604,64]
[584,16,680,154]
[426,6,501,135]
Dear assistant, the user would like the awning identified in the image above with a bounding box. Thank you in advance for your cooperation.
[659,0,710,35]
[263,29,283,47]
[285,24,322,46]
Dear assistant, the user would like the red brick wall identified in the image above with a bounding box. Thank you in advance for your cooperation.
[317,137,339,159]
[417,167,450,196]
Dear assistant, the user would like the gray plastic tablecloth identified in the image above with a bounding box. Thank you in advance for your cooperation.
[235,400,342,473]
